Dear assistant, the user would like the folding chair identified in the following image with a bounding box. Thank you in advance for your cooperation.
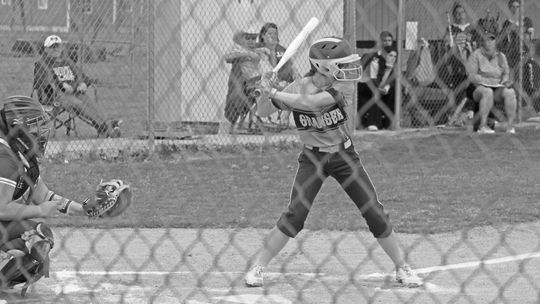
[32,83,99,137]
[48,104,78,137]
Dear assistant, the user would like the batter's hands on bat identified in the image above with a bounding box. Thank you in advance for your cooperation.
[260,72,278,94]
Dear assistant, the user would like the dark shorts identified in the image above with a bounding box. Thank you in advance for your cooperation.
[276,143,392,238]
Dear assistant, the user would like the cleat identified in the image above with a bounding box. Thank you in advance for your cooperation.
[477,126,495,134]
[245,265,264,287]
[396,264,423,288]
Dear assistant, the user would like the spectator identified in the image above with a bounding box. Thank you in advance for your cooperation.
[357,31,397,131]
[257,22,300,127]
[444,2,474,60]
[223,29,262,132]
[498,0,534,73]
[467,30,517,134]
[439,2,474,109]
[33,35,121,138]
[519,43,540,113]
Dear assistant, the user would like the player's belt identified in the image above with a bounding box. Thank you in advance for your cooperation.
[304,138,352,153]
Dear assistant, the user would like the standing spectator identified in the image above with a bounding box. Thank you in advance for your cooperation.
[439,2,474,106]
[224,29,263,133]
[467,30,517,134]
[519,43,540,114]
[498,0,534,75]
[357,31,397,131]
[257,22,300,128]
[444,2,474,60]
[33,35,121,138]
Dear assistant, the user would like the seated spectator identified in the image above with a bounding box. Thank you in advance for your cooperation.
[223,28,262,132]
[357,31,397,131]
[467,30,517,134]
[33,35,121,137]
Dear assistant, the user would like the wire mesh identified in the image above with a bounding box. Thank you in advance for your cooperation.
[0,0,538,303]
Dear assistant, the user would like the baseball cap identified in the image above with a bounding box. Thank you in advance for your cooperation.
[43,35,62,48]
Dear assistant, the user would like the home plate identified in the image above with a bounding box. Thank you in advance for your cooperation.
[213,294,293,304]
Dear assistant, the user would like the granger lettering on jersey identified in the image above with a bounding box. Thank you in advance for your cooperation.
[294,104,348,133]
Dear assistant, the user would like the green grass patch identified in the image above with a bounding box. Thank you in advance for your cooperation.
[41,129,540,234]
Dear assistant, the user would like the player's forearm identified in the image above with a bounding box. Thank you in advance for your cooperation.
[0,203,42,220]
[46,191,86,216]
[272,90,332,110]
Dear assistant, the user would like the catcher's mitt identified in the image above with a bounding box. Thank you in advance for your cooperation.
[83,179,132,218]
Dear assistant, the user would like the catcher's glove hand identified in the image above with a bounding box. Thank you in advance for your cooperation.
[83,179,132,218]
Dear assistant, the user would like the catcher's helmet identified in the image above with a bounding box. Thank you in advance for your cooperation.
[0,95,51,157]
[309,37,362,81]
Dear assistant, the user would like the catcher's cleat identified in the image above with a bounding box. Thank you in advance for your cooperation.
[396,264,423,288]
[244,265,264,287]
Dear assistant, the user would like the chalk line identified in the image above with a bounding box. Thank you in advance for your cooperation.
[51,250,540,278]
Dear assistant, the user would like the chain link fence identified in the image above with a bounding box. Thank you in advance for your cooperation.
[0,0,539,303]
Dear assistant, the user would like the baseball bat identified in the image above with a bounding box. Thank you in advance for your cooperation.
[272,17,320,74]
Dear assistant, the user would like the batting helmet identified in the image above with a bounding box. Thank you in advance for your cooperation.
[309,37,362,81]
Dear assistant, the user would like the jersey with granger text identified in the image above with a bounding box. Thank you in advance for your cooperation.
[272,77,355,147]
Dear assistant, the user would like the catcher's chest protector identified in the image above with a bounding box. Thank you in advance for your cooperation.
[13,153,40,201]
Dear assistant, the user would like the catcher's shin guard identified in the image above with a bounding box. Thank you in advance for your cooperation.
[0,222,54,296]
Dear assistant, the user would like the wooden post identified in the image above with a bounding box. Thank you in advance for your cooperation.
[147,0,155,156]
[393,0,405,130]
[343,0,357,131]
[517,0,524,123]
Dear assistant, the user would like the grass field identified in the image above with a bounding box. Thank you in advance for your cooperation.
[0,124,539,304]
[41,127,540,234]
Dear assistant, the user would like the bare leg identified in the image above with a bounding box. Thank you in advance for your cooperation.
[473,86,494,129]
[376,230,407,268]
[502,88,517,129]
[252,226,290,267]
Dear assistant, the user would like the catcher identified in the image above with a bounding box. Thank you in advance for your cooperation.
[0,95,131,296]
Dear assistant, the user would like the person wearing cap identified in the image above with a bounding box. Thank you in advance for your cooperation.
[466,30,517,134]
[33,35,121,138]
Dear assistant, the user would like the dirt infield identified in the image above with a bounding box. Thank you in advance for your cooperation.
[1,220,538,304]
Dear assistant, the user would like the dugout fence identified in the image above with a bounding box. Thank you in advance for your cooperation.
[0,0,539,303]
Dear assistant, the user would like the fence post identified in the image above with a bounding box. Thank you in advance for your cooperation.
[517,0,524,123]
[343,0,356,131]
[393,0,405,130]
[147,0,155,156]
